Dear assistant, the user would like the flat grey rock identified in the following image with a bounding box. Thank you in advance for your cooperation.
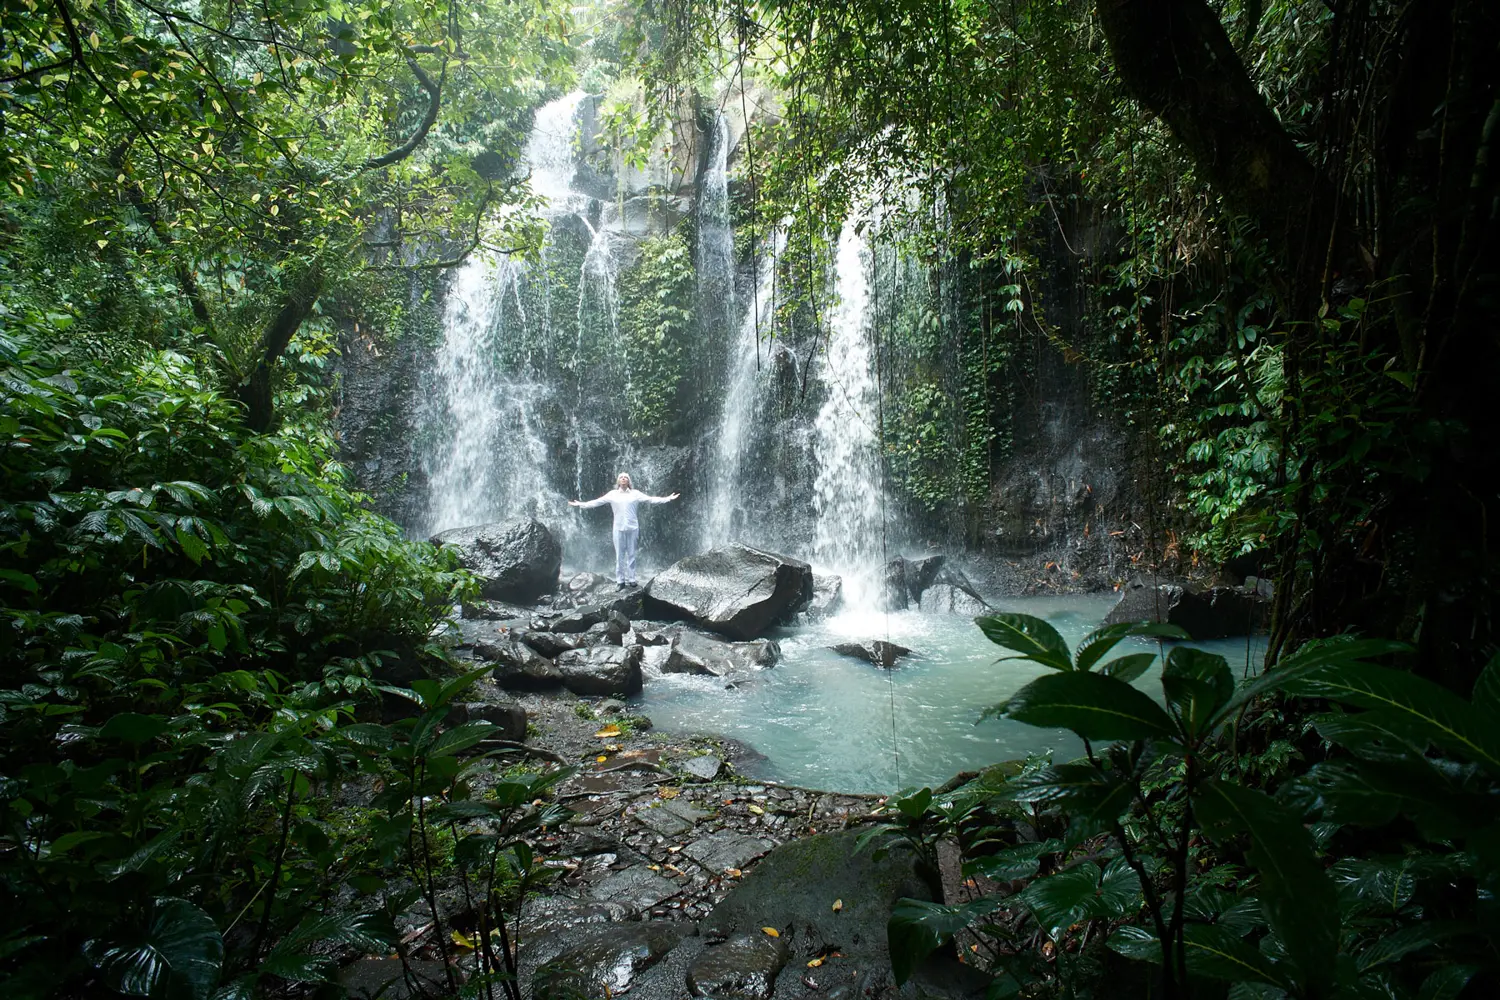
[680,755,722,781]
[589,867,684,913]
[683,831,774,874]
[635,802,695,838]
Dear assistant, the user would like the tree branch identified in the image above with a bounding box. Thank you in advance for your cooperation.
[1095,0,1338,286]
[360,56,443,172]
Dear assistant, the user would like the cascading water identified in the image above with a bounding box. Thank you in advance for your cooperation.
[422,257,555,532]
[419,92,588,537]
[701,241,779,548]
[811,214,888,604]
[695,113,736,339]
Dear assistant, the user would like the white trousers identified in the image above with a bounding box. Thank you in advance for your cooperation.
[613,527,639,584]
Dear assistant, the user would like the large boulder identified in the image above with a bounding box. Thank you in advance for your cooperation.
[556,644,644,696]
[808,573,845,618]
[473,636,563,691]
[430,518,562,602]
[644,545,813,640]
[446,701,527,742]
[1104,582,1268,639]
[651,630,781,678]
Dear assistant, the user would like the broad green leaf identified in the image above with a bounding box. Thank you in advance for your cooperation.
[1472,651,1500,716]
[84,897,223,1000]
[1309,711,1429,761]
[1100,652,1157,683]
[1116,922,1289,986]
[1353,920,1464,971]
[1018,859,1140,937]
[1002,671,1178,741]
[428,720,497,758]
[963,839,1064,881]
[888,896,1001,985]
[1283,662,1500,772]
[975,613,1072,670]
[100,712,169,745]
[1283,759,1475,837]
[1162,647,1233,741]
[1194,780,1336,998]
[1075,621,1187,671]
[1418,964,1479,1000]
[1208,638,1411,731]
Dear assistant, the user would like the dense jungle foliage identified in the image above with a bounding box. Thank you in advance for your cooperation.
[3,0,1498,998]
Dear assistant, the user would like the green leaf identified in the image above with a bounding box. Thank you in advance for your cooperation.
[1018,859,1140,937]
[1208,638,1411,731]
[975,614,1072,670]
[1282,662,1500,772]
[1002,671,1178,741]
[1075,621,1187,671]
[1193,780,1337,998]
[964,839,1064,881]
[100,712,169,745]
[1162,647,1233,741]
[1418,964,1479,1000]
[888,897,1001,985]
[1100,652,1157,684]
[1354,920,1465,971]
[427,720,497,758]
[1472,652,1500,716]
[84,897,223,1000]
[1110,924,1289,987]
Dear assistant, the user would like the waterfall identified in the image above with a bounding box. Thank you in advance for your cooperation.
[696,112,735,337]
[419,92,587,536]
[812,214,887,601]
[702,244,779,548]
[422,256,555,533]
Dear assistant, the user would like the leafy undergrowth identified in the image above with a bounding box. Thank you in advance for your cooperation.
[0,330,572,998]
[863,616,1497,1000]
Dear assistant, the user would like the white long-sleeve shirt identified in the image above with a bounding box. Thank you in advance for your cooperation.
[577,488,673,530]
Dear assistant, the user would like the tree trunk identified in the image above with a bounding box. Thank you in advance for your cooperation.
[238,266,324,433]
[1094,0,1336,286]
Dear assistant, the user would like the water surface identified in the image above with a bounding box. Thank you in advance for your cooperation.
[637,595,1266,794]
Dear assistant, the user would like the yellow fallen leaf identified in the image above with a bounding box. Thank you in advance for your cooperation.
[450,930,475,950]
[659,787,681,799]
[647,865,660,871]
[594,725,622,738]
[604,743,622,752]
[807,957,824,968]
[725,867,743,878]
[832,899,844,912]
[596,755,608,763]
[761,927,780,937]
[747,804,765,815]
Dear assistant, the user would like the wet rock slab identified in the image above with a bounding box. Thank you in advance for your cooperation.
[589,867,685,913]
[683,831,775,874]
[687,931,789,999]
[532,922,692,999]
[680,754,722,781]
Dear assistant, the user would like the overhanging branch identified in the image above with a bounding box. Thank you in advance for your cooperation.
[360,56,443,172]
